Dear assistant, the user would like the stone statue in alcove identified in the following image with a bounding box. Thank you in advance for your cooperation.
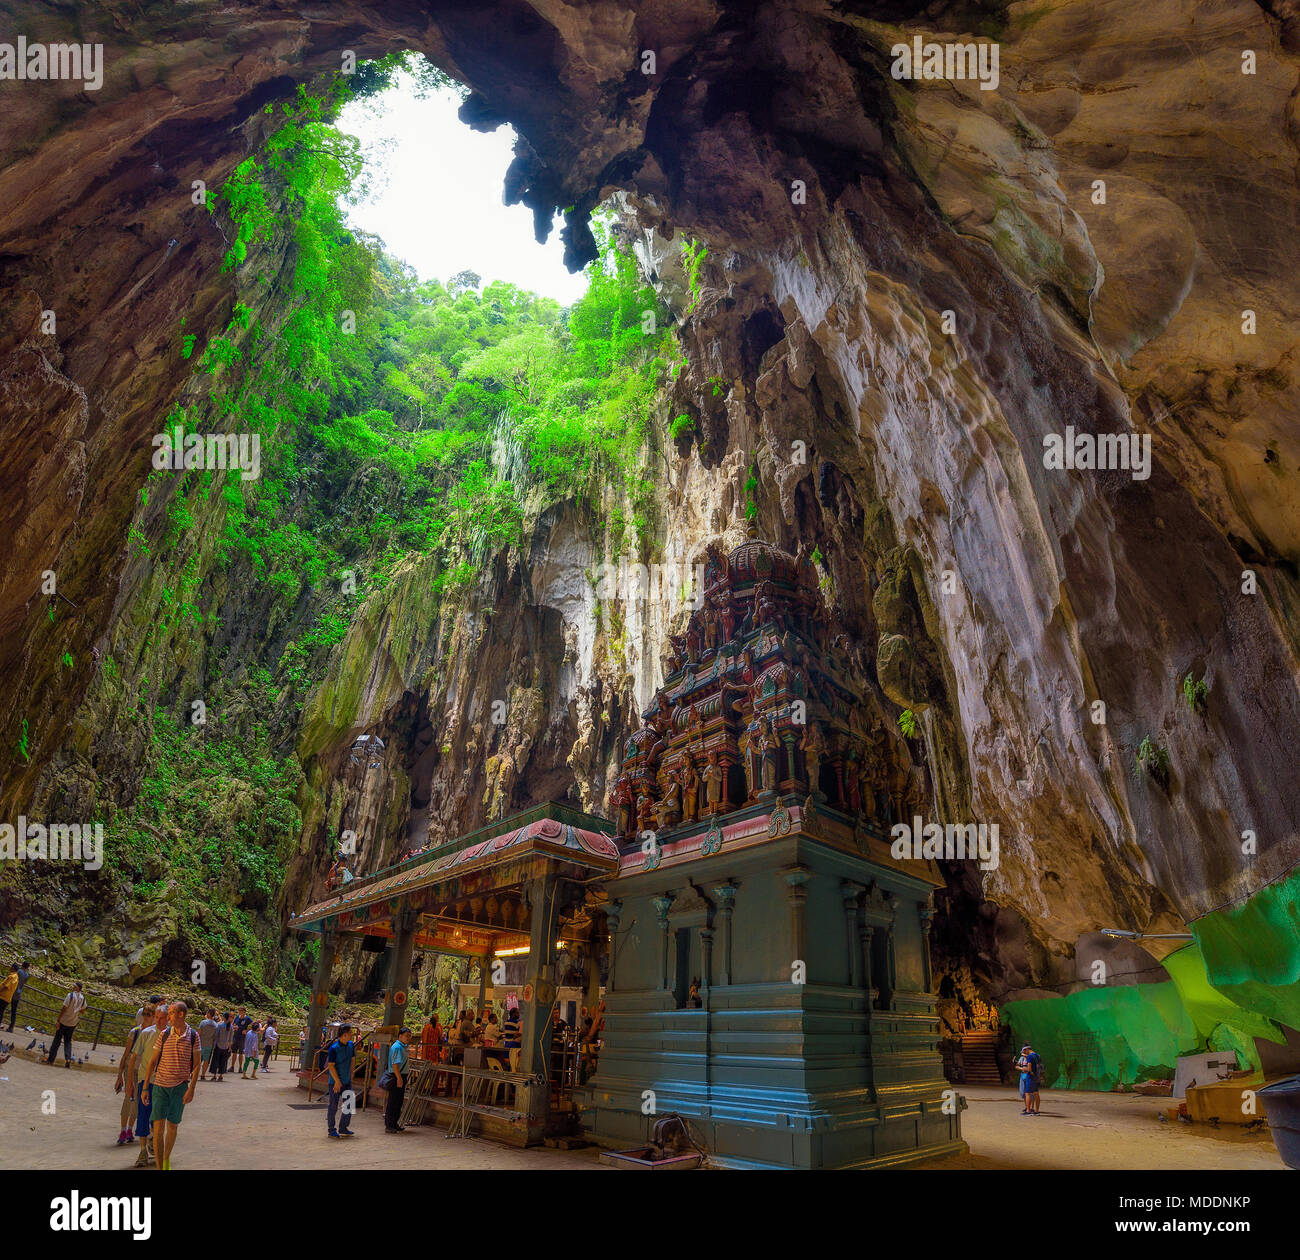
[718,598,737,643]
[845,745,864,813]
[702,606,719,652]
[636,789,657,834]
[741,715,779,796]
[800,721,827,800]
[612,777,634,837]
[656,771,683,829]
[703,749,726,814]
[681,758,699,822]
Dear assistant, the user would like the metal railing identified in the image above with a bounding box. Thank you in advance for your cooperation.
[7,991,308,1059]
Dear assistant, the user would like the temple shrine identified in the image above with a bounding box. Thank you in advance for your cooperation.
[579,527,965,1167]
[291,527,964,1168]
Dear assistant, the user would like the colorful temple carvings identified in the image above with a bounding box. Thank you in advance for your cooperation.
[610,528,925,844]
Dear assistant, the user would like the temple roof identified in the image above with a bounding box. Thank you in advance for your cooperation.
[291,802,616,932]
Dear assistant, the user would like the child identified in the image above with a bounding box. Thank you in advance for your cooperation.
[241,1020,261,1078]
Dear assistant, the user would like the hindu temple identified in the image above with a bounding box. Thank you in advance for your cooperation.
[579,527,963,1168]
[289,527,962,1168]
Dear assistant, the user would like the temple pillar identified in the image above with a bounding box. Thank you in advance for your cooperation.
[584,930,602,1013]
[858,908,874,1002]
[605,900,623,992]
[477,952,490,1015]
[652,894,675,990]
[711,882,738,985]
[520,874,560,1076]
[383,902,418,1028]
[885,895,898,999]
[842,881,864,987]
[919,900,935,993]
[782,867,812,967]
[304,928,336,1069]
[699,926,715,1000]
[520,873,561,1136]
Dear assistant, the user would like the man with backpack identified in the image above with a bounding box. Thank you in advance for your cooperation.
[140,999,202,1170]
[1015,1041,1044,1115]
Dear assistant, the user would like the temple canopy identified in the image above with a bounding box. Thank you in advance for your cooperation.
[291,802,617,957]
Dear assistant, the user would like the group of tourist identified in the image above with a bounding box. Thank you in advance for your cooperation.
[197,1007,280,1081]
[414,999,605,1077]
[111,999,284,1167]
[113,998,203,1169]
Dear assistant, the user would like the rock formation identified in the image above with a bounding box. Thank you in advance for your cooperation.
[1,0,1298,1015]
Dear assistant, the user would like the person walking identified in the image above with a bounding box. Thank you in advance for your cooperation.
[198,1009,218,1080]
[0,963,18,1030]
[383,1026,413,1134]
[114,1012,144,1146]
[325,1024,357,1139]
[240,1021,261,1078]
[45,981,86,1066]
[140,1000,202,1171]
[261,1018,278,1071]
[128,1002,165,1166]
[211,1011,232,1081]
[6,960,29,1031]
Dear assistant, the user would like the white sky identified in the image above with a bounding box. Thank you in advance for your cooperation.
[338,76,589,305]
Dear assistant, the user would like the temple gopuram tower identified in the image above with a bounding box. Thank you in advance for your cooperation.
[579,528,966,1169]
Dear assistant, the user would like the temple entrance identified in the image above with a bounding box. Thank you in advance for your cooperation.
[291,802,616,1145]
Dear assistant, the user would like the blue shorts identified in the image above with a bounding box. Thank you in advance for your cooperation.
[134,1082,152,1137]
[1019,1074,1038,1096]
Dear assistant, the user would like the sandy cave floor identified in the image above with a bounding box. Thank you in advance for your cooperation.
[0,1052,1285,1171]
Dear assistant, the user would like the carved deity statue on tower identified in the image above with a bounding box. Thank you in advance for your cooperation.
[636,789,656,834]
[656,771,683,829]
[612,777,634,837]
[681,758,699,822]
[800,721,827,800]
[718,598,737,643]
[703,749,726,814]
[702,606,719,653]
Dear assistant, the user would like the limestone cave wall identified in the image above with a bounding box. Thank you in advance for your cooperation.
[2,0,1299,1005]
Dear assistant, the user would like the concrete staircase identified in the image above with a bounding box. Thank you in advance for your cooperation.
[961,1031,1004,1084]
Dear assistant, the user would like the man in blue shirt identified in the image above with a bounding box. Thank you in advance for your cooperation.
[384,1026,413,1134]
[1016,1042,1043,1114]
[326,1024,357,1139]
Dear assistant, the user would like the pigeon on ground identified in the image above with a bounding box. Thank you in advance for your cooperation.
[25,1039,36,1051]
